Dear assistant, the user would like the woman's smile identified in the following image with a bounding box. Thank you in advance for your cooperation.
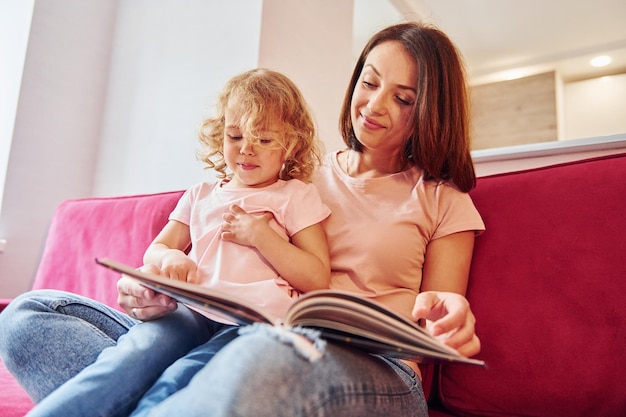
[360,114,385,130]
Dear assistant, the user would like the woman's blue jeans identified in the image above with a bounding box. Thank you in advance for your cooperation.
[0,289,427,416]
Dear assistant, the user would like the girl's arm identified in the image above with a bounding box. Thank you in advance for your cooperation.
[221,205,330,292]
[413,230,481,357]
[143,219,197,282]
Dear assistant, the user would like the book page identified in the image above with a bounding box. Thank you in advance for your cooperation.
[95,258,277,325]
[286,290,485,366]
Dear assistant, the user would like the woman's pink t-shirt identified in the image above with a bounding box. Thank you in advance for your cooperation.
[313,151,485,319]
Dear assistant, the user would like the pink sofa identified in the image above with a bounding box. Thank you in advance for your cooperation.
[2,153,625,416]
[0,190,184,417]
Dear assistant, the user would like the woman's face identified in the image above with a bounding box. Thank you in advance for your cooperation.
[351,41,417,154]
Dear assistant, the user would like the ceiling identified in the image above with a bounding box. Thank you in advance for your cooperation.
[353,0,626,85]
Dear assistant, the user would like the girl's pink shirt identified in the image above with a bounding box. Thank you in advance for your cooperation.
[170,179,330,321]
[312,151,485,319]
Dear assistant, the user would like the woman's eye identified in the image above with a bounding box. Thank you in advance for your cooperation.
[228,135,243,141]
[396,96,414,106]
[362,80,376,88]
[259,138,273,145]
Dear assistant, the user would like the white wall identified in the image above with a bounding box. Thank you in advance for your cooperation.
[258,0,353,153]
[0,0,118,297]
[0,0,34,218]
[94,0,263,196]
[562,73,626,140]
[94,0,353,197]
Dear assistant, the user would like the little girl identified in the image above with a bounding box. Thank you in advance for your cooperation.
[142,67,331,320]
[23,68,331,417]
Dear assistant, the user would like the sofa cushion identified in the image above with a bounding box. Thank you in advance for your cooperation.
[1,190,184,417]
[438,153,626,416]
[32,190,184,309]
[0,360,34,417]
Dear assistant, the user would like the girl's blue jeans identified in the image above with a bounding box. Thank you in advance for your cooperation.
[0,289,427,416]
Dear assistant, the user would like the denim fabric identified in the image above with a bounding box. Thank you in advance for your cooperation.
[0,290,232,417]
[129,326,237,417]
[0,291,427,417]
[0,289,137,402]
[146,325,428,417]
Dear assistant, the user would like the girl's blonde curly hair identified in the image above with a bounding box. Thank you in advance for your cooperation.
[197,68,323,183]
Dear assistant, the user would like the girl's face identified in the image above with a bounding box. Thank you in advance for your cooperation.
[351,41,417,154]
[223,102,285,188]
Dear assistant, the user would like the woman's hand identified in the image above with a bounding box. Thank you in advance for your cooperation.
[412,291,481,357]
[117,264,178,321]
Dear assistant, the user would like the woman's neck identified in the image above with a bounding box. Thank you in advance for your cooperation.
[343,149,406,178]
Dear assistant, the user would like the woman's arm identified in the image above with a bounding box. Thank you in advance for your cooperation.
[414,230,481,357]
[421,230,475,294]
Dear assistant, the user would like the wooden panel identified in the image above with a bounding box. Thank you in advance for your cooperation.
[470,71,558,150]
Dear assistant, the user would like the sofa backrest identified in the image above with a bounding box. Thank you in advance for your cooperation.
[437,153,626,416]
[32,190,185,310]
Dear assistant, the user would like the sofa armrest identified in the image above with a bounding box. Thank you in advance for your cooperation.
[31,190,184,310]
[0,299,11,313]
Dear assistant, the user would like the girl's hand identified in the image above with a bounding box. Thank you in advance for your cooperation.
[116,264,178,321]
[412,291,481,357]
[159,250,198,283]
[221,204,274,247]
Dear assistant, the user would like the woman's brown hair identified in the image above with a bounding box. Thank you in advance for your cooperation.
[339,22,476,192]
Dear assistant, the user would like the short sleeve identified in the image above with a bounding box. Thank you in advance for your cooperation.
[282,182,331,236]
[432,183,485,240]
[168,187,195,226]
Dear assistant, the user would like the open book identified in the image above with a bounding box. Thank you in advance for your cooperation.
[96,258,485,367]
